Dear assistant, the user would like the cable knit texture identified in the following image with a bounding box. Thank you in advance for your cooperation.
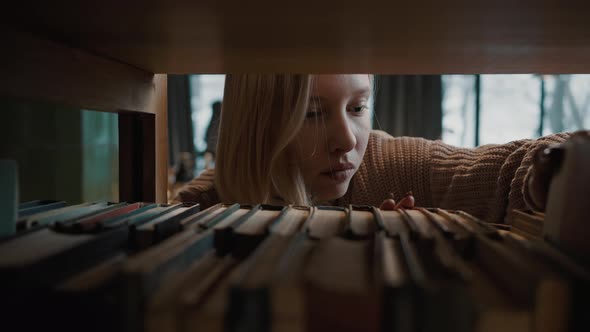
[174,130,569,223]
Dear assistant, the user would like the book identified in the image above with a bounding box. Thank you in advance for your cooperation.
[432,208,474,257]
[18,200,67,217]
[0,225,129,288]
[213,205,257,255]
[132,202,200,250]
[17,201,110,231]
[225,206,312,332]
[452,211,571,332]
[126,203,186,249]
[499,230,590,332]
[145,250,219,332]
[194,203,241,230]
[469,263,532,332]
[232,205,286,258]
[304,237,380,332]
[307,206,346,239]
[508,209,544,239]
[344,205,378,239]
[0,159,18,237]
[398,208,474,332]
[102,204,165,229]
[59,202,144,233]
[178,256,241,332]
[375,208,410,237]
[178,202,227,229]
[377,232,415,332]
[544,136,590,261]
[52,254,129,332]
[270,206,311,236]
[270,223,317,332]
[122,225,216,332]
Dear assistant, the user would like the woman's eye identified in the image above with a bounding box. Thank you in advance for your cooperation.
[306,111,321,119]
[306,102,323,119]
[351,105,368,113]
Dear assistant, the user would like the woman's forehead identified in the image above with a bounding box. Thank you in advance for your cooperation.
[311,75,371,98]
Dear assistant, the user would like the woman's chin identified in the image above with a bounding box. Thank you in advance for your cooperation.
[313,182,350,203]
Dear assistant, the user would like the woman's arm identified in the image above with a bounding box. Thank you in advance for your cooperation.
[357,130,570,223]
[429,133,569,223]
[172,169,220,209]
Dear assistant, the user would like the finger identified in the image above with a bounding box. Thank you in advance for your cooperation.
[400,195,415,209]
[380,199,397,210]
[395,191,416,209]
[395,195,415,209]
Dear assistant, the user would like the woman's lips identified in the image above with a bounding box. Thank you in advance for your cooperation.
[320,164,355,182]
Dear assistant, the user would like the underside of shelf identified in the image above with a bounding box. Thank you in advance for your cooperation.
[0,30,168,203]
[5,0,590,73]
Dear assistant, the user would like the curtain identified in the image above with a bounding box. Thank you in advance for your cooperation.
[373,75,442,140]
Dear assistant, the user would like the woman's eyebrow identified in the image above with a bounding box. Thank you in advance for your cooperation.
[354,87,371,96]
[309,89,370,100]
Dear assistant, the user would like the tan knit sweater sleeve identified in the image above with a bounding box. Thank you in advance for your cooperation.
[171,169,220,209]
[348,130,569,224]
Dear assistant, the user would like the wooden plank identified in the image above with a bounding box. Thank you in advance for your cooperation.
[0,29,155,113]
[149,74,169,204]
[119,113,156,203]
[7,1,590,73]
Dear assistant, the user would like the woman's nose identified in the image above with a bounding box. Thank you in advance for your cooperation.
[327,112,357,154]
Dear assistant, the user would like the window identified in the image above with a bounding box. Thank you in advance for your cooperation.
[189,75,225,172]
[190,75,226,152]
[442,74,590,147]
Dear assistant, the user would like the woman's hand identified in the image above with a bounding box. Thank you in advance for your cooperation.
[380,191,415,210]
[528,130,590,211]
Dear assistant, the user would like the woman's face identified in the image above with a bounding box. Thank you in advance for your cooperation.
[291,74,372,202]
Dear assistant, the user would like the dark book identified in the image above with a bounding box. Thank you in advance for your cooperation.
[231,205,286,258]
[226,206,312,332]
[16,201,100,231]
[377,232,415,332]
[18,200,67,217]
[145,251,219,332]
[212,205,258,255]
[0,225,129,289]
[131,202,201,250]
[178,256,240,332]
[305,237,380,332]
[452,211,571,332]
[398,208,474,332]
[122,225,216,332]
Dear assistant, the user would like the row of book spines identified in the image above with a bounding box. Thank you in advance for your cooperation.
[134,206,587,332]
[8,202,588,332]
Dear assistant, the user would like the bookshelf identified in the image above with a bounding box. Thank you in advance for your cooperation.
[0,29,168,203]
[1,4,590,330]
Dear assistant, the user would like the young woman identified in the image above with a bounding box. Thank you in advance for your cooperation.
[174,74,573,224]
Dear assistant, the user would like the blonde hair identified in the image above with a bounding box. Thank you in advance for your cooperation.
[215,74,313,205]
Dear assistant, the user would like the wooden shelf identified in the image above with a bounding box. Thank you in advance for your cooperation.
[0,30,155,113]
[0,30,168,203]
[6,1,590,73]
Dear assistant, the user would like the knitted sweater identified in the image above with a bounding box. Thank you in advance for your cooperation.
[174,130,569,224]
